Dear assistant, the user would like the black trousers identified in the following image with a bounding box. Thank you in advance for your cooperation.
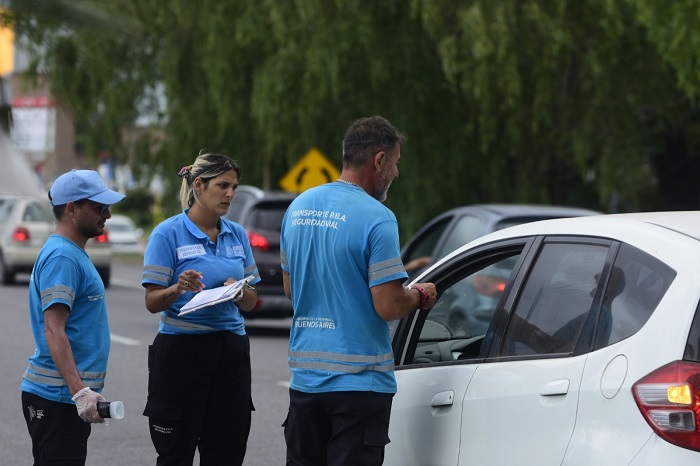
[284,388,393,466]
[22,390,92,466]
[143,331,253,466]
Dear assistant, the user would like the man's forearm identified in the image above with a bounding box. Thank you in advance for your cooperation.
[45,328,84,396]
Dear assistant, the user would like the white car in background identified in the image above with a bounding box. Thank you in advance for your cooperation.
[0,193,112,286]
[106,214,143,254]
[387,211,700,465]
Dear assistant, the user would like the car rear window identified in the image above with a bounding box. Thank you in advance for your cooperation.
[247,200,293,231]
[25,202,54,222]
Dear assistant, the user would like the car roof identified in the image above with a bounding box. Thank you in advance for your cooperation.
[439,203,602,219]
[440,211,700,266]
[236,185,297,201]
[0,192,44,201]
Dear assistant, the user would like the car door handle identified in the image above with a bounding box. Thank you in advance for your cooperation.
[430,390,454,407]
[540,379,570,396]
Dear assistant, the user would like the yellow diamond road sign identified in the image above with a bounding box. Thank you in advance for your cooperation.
[279,147,340,193]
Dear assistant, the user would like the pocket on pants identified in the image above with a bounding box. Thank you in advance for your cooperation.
[143,399,181,421]
[364,422,390,448]
[144,400,183,458]
[361,421,391,466]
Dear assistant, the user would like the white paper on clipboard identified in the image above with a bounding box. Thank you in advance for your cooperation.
[178,275,255,316]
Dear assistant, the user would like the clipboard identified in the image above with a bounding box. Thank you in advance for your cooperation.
[178,275,255,315]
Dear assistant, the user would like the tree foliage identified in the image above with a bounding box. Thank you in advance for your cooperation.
[7,0,700,237]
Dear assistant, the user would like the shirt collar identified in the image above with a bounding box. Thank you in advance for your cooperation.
[181,209,233,239]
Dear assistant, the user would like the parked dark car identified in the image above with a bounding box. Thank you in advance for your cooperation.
[224,185,297,318]
[401,204,601,280]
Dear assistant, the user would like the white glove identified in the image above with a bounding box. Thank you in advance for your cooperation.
[72,387,106,423]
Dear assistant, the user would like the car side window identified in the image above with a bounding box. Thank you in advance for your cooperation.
[594,243,675,349]
[499,242,608,356]
[434,215,482,262]
[408,251,522,365]
[403,217,451,265]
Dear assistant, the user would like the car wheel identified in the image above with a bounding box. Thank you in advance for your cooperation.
[0,253,15,285]
[96,267,111,288]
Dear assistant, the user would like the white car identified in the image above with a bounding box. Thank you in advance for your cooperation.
[0,193,112,286]
[106,214,143,254]
[387,211,700,465]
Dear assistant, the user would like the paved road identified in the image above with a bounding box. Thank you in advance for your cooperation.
[1,257,291,465]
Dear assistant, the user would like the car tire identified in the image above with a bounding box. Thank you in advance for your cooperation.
[96,267,111,288]
[0,252,15,285]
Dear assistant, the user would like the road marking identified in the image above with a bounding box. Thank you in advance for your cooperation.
[110,333,141,346]
[111,277,143,290]
[277,380,290,388]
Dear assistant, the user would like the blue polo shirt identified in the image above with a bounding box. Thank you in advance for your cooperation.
[21,234,110,404]
[280,182,408,393]
[142,210,260,335]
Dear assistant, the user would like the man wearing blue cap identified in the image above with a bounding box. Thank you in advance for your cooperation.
[20,169,126,465]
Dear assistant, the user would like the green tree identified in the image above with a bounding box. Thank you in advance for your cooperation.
[7,0,700,238]
[414,0,687,212]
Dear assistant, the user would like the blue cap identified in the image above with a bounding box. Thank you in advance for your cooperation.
[49,169,126,206]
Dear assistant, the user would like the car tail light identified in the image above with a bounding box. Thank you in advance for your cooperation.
[248,231,270,252]
[94,231,109,244]
[471,275,507,297]
[12,227,30,242]
[632,360,700,451]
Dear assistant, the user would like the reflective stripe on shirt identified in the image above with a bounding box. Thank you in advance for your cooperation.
[160,314,217,332]
[367,257,406,282]
[288,350,395,373]
[40,284,75,307]
[28,363,106,380]
[23,363,106,389]
[143,264,174,285]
